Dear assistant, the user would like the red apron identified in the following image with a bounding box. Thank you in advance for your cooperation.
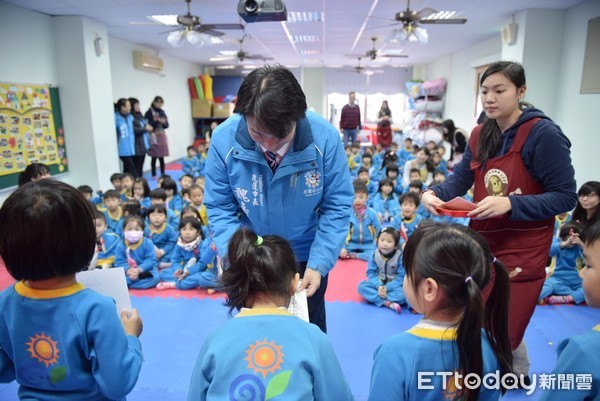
[469,118,554,350]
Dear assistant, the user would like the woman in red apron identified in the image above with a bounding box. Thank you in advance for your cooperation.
[421,61,577,382]
[376,100,393,148]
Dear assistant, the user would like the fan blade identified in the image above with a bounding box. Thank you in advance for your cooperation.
[129,21,162,25]
[414,8,436,20]
[159,28,182,35]
[203,23,245,30]
[382,54,409,58]
[246,55,274,60]
[419,18,467,24]
[209,56,236,61]
[195,27,225,37]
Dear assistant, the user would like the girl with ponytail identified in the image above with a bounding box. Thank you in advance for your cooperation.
[188,228,353,401]
[369,223,512,401]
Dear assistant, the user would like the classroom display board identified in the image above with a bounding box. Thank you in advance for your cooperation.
[0,83,68,189]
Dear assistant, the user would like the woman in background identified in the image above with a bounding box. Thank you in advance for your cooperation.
[376,100,392,148]
[145,96,170,179]
[128,98,152,178]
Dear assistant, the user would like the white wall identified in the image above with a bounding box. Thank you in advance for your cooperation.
[109,37,203,169]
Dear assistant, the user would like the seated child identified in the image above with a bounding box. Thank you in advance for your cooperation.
[120,173,135,200]
[401,168,422,194]
[340,181,382,261]
[161,177,183,213]
[538,221,600,401]
[157,217,216,291]
[132,177,151,214]
[187,228,353,400]
[539,221,585,305]
[391,192,424,238]
[145,204,178,270]
[102,189,123,234]
[93,210,120,269]
[360,153,375,178]
[356,167,377,196]
[182,146,201,177]
[368,223,512,401]
[149,188,180,230]
[114,215,159,289]
[110,172,123,193]
[358,227,405,313]
[179,174,194,194]
[370,178,400,223]
[188,185,210,229]
[0,179,143,400]
[407,179,431,218]
[78,184,102,205]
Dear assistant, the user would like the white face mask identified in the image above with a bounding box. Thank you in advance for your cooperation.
[124,230,143,244]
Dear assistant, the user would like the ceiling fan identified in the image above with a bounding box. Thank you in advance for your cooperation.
[139,0,244,47]
[210,36,273,63]
[348,37,408,61]
[350,58,383,75]
[388,0,467,44]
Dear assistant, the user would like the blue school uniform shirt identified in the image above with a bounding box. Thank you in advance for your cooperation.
[369,320,502,401]
[170,237,214,276]
[370,192,401,222]
[145,223,178,263]
[345,207,382,251]
[182,156,201,177]
[0,282,142,401]
[103,209,123,234]
[188,308,354,401]
[167,194,183,214]
[391,214,424,238]
[114,237,157,275]
[538,325,600,401]
[97,231,121,268]
[549,238,584,286]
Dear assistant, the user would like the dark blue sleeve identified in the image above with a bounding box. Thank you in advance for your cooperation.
[509,121,577,221]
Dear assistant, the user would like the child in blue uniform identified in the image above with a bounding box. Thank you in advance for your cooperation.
[114,215,159,289]
[94,210,120,269]
[187,228,354,400]
[340,181,382,261]
[161,177,183,213]
[149,188,180,230]
[369,223,512,401]
[145,204,178,270]
[182,146,201,177]
[358,227,405,313]
[391,192,424,238]
[102,189,123,233]
[370,178,401,223]
[538,221,600,401]
[132,177,151,214]
[539,221,585,305]
[0,180,143,400]
[157,217,216,291]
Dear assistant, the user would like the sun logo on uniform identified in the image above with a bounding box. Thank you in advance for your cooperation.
[244,338,284,378]
[26,333,60,367]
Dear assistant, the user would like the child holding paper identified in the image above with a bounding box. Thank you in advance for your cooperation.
[187,228,353,400]
[0,180,143,400]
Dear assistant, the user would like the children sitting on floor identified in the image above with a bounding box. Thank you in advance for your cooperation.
[93,210,120,269]
[102,189,123,234]
[358,227,405,313]
[145,204,178,270]
[370,178,400,223]
[182,146,201,177]
[391,192,424,238]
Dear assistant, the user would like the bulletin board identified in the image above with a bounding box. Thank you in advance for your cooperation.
[0,83,68,189]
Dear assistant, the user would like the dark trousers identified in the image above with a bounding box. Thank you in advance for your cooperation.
[151,157,165,177]
[120,156,137,176]
[132,155,145,178]
[298,261,329,333]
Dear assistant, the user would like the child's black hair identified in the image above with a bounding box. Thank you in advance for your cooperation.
[385,163,399,175]
[408,179,424,191]
[150,188,167,201]
[161,177,178,193]
[409,167,420,176]
[78,185,94,195]
[180,174,194,182]
[187,145,196,152]
[94,210,106,223]
[221,228,297,315]
[399,192,420,207]
[133,177,151,198]
[584,221,600,245]
[181,188,191,198]
[378,178,395,193]
[122,200,142,217]
[103,189,121,200]
[559,221,585,242]
[123,214,145,231]
[147,204,167,217]
[110,173,123,182]
[378,226,400,247]
[362,153,372,161]
[380,150,399,170]
[121,172,135,182]
[357,167,369,176]
[352,180,369,195]
[17,163,50,187]
[180,206,202,224]
[403,223,512,401]
[0,180,96,280]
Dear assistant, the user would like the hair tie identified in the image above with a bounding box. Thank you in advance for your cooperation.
[464,276,473,284]
[491,257,497,264]
[255,235,263,246]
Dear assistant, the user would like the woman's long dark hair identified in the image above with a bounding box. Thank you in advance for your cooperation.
[220,228,297,315]
[476,61,531,166]
[403,223,512,401]
[128,97,143,118]
[572,181,600,229]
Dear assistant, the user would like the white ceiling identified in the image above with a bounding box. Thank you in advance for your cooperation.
[5,0,588,70]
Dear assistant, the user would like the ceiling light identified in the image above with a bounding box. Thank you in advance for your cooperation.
[167,29,223,48]
[286,11,324,22]
[386,23,428,44]
[167,31,184,47]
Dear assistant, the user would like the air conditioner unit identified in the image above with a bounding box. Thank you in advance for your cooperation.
[133,51,164,72]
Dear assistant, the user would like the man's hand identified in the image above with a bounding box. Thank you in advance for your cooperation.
[298,268,322,297]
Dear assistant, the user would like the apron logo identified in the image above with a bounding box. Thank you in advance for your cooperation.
[484,169,508,197]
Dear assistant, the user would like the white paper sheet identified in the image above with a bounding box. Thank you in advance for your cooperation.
[288,281,309,322]
[76,268,132,314]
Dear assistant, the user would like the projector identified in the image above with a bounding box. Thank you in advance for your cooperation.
[237,0,287,23]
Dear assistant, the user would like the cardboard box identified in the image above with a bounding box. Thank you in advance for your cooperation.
[192,99,212,118]
[212,102,233,118]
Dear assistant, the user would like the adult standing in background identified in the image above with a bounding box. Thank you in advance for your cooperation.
[376,100,393,148]
[339,91,361,146]
[421,61,577,383]
[114,98,137,176]
[17,163,51,187]
[204,65,354,333]
[128,98,152,178]
[441,119,468,167]
[145,96,170,179]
